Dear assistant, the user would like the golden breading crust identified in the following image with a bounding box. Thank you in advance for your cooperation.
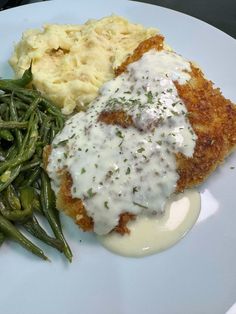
[48,35,236,234]
[175,65,236,190]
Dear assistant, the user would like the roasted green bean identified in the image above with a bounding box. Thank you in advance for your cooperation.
[0,68,70,261]
[40,170,72,262]
[0,231,5,246]
[0,213,48,260]
[5,184,21,211]
[0,129,14,141]
[23,216,64,252]
[0,121,28,129]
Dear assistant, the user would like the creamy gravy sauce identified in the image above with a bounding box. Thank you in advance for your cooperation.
[98,190,201,257]
[47,49,197,235]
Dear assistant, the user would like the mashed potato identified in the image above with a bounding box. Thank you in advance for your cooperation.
[10,15,158,114]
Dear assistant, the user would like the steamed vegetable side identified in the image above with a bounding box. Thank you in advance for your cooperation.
[0,68,72,261]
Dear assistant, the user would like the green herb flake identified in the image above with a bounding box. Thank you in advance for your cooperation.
[133,201,148,209]
[87,188,96,198]
[81,168,86,174]
[137,147,145,153]
[145,91,154,104]
[104,201,109,209]
[132,186,138,194]
[116,130,124,139]
[126,167,131,175]
[58,139,68,146]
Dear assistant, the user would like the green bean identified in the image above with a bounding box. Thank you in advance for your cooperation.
[3,144,17,159]
[0,151,5,162]
[10,93,22,148]
[23,216,64,252]
[0,66,32,88]
[0,165,22,193]
[0,114,38,175]
[14,92,34,104]
[1,86,65,129]
[0,231,5,246]
[0,68,71,260]
[0,93,11,99]
[0,213,48,260]
[11,172,25,188]
[23,97,40,121]
[5,184,21,211]
[0,82,38,99]
[31,194,41,213]
[20,114,38,152]
[0,190,32,222]
[1,96,29,111]
[0,121,28,129]
[20,159,40,172]
[0,129,14,141]
[39,116,51,145]
[23,167,40,186]
[40,170,72,262]
[50,127,57,143]
[0,102,10,121]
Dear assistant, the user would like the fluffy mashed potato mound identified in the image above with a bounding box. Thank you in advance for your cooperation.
[9,15,158,114]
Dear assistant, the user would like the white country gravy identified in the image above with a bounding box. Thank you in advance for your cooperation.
[47,49,197,235]
[98,190,201,257]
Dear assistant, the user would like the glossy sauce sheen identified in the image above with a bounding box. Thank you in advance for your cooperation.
[98,190,201,257]
[47,49,197,235]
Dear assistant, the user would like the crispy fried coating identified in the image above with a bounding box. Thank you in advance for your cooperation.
[175,65,236,190]
[50,35,236,234]
[56,172,134,234]
[115,35,164,76]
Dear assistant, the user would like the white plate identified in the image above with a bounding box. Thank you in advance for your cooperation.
[0,1,236,313]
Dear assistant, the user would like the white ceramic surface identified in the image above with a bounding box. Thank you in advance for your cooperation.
[0,1,236,313]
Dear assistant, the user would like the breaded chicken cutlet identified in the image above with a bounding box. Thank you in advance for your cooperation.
[45,35,236,235]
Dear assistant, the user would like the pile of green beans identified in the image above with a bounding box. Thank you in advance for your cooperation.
[0,67,72,261]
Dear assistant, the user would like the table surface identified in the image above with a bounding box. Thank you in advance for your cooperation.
[135,0,236,39]
[0,0,235,39]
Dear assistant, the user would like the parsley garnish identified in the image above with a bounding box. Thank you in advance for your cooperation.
[104,201,109,209]
[132,186,138,194]
[81,168,86,174]
[116,130,124,139]
[137,147,145,153]
[133,201,148,209]
[57,139,68,146]
[126,167,131,175]
[145,91,154,104]
[87,188,96,198]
